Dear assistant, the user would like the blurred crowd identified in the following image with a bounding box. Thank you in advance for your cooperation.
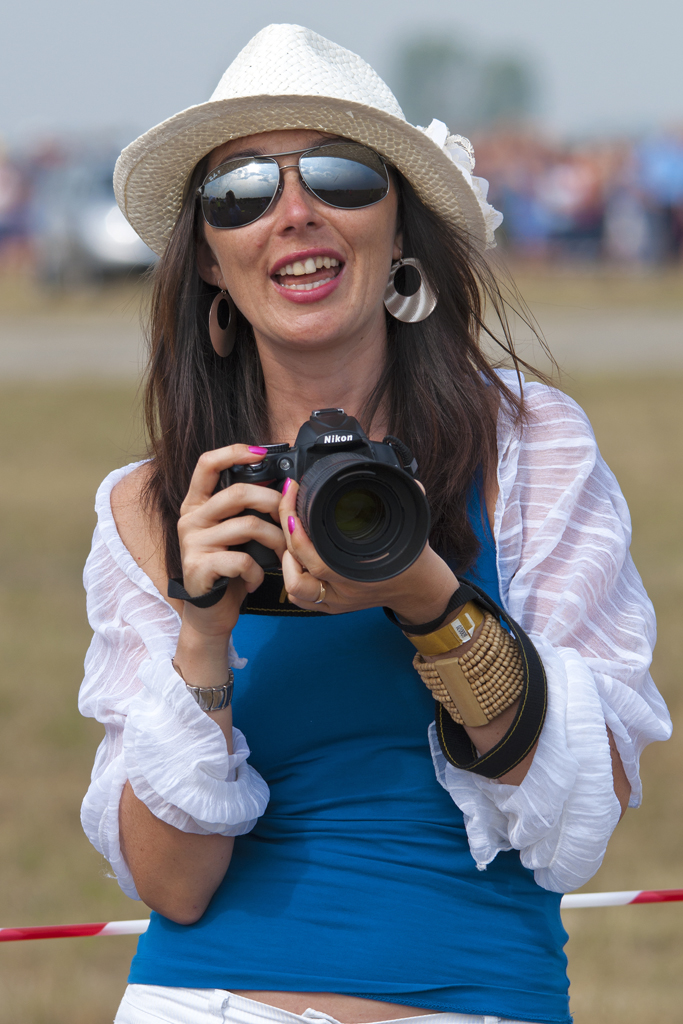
[0,139,155,284]
[1,129,683,283]
[475,129,683,263]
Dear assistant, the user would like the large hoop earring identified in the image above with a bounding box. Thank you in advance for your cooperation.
[383,258,437,323]
[209,290,236,357]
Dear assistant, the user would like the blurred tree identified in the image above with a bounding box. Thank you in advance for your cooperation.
[396,39,477,131]
[393,34,537,132]
[479,56,536,124]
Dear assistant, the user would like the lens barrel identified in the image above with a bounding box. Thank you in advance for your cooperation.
[296,453,430,582]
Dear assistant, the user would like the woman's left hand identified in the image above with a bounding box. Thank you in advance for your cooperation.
[279,479,458,626]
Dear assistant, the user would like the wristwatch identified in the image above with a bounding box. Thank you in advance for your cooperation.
[174,661,235,711]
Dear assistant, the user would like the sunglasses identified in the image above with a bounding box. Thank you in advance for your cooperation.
[197,141,390,229]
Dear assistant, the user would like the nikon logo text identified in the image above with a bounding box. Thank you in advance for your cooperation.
[323,434,353,443]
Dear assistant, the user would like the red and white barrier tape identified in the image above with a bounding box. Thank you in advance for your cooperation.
[1,890,681,942]
[560,888,683,909]
[0,919,149,942]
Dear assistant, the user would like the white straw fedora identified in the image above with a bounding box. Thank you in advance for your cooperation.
[114,23,502,257]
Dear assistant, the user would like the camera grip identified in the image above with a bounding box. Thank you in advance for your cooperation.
[231,508,281,570]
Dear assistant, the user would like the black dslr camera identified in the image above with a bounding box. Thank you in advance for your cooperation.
[219,408,431,582]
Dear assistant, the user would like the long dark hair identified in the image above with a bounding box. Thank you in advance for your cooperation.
[142,156,548,579]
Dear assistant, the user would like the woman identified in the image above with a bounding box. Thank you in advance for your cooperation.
[79,24,671,1024]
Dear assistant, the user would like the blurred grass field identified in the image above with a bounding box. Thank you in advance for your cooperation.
[0,360,681,1019]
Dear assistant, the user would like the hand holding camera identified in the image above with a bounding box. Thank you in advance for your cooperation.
[174,443,286,633]
[175,409,455,626]
[219,408,458,623]
[218,408,431,582]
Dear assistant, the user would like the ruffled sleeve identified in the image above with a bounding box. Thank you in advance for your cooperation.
[430,376,672,893]
[78,463,269,900]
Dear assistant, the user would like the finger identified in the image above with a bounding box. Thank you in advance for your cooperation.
[182,549,265,598]
[184,514,287,560]
[182,445,268,513]
[278,476,298,519]
[282,510,329,579]
[281,550,330,608]
[277,477,299,553]
[280,546,307,592]
[278,479,319,565]
[185,480,282,530]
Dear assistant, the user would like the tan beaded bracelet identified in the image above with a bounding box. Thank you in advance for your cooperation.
[413,612,524,728]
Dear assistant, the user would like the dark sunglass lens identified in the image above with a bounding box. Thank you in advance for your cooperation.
[301,145,388,208]
[201,158,280,227]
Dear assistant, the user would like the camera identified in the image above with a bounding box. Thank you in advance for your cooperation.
[219,408,431,582]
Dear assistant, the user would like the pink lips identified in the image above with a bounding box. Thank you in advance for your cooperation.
[270,248,345,304]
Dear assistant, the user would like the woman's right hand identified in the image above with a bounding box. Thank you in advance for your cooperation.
[176,444,286,640]
[117,448,283,918]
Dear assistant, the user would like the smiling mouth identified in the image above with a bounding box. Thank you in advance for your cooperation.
[273,256,343,291]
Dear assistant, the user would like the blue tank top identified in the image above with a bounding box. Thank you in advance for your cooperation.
[129,484,570,1024]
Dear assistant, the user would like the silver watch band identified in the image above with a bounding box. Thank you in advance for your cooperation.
[184,669,234,712]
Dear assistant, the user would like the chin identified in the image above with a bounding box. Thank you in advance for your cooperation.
[269,311,356,347]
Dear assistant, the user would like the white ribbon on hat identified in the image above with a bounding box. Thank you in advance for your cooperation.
[419,119,504,248]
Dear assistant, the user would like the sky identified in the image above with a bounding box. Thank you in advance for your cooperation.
[1,0,682,146]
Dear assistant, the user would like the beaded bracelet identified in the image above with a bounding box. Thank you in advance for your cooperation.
[386,576,547,779]
[413,612,524,727]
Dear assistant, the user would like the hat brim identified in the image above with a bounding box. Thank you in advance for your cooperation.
[114,95,487,257]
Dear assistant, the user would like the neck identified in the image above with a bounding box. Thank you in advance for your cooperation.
[254,321,390,444]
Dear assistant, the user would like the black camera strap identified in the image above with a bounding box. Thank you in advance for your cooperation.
[167,569,328,616]
[167,576,230,608]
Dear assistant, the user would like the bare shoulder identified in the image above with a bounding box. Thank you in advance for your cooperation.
[111,462,167,593]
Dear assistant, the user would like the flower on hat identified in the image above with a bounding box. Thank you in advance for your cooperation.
[419,119,503,248]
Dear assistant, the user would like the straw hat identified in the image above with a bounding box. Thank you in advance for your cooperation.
[114,23,502,257]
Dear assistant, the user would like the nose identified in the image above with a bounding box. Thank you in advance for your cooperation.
[272,164,323,233]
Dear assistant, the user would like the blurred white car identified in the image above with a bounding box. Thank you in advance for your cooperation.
[31,159,156,284]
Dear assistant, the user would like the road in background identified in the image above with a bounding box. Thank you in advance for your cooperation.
[1,302,681,380]
[0,312,143,379]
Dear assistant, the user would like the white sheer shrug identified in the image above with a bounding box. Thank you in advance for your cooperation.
[79,375,671,900]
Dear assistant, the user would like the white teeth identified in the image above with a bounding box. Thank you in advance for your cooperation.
[275,256,341,281]
[282,277,332,291]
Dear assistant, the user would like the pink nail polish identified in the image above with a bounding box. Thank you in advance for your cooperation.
[282,477,292,496]
[288,516,296,535]
[249,446,268,455]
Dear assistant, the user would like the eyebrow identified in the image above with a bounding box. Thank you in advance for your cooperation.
[222,147,264,160]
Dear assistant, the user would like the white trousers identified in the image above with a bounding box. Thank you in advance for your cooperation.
[114,987,540,1024]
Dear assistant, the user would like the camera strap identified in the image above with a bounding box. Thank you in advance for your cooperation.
[433,579,547,779]
[384,578,547,780]
[167,576,231,608]
[167,570,328,616]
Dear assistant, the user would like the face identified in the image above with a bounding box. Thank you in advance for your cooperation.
[196,130,402,355]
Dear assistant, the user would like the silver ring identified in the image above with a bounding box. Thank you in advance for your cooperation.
[313,580,326,604]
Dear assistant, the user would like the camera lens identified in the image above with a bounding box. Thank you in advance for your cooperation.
[333,487,386,542]
[296,453,430,582]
